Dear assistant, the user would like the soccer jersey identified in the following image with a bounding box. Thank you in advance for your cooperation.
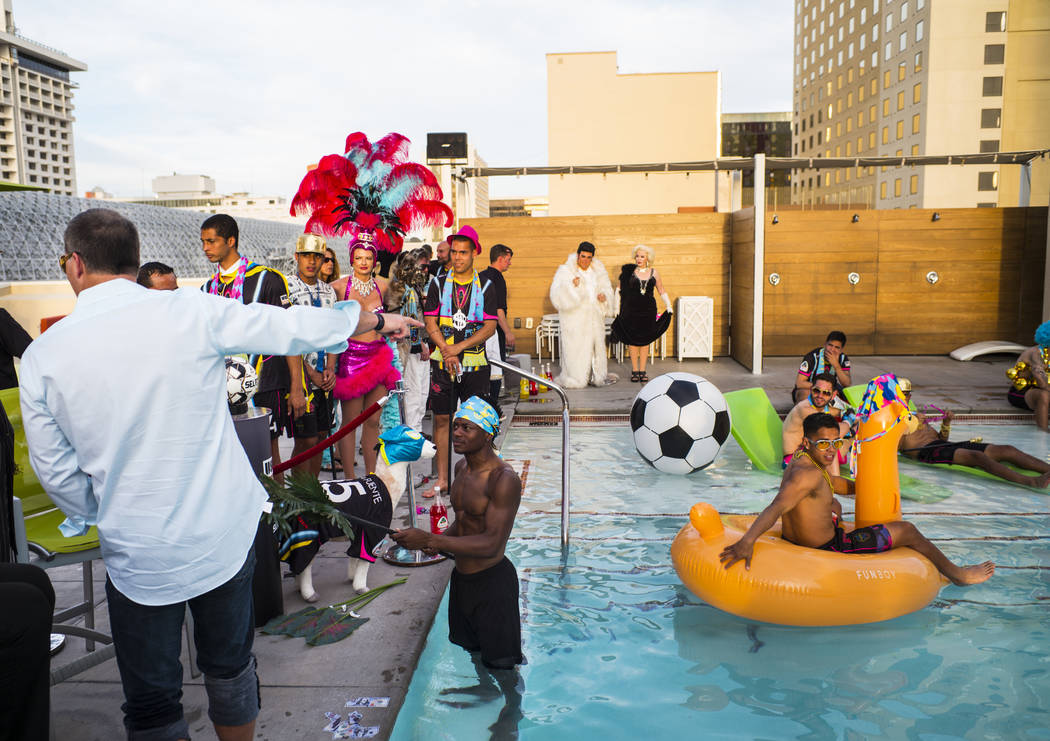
[424,270,498,372]
[798,347,851,393]
[285,274,338,388]
[203,262,290,393]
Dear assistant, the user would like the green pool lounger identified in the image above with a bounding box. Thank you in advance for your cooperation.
[842,381,1044,491]
[723,387,953,502]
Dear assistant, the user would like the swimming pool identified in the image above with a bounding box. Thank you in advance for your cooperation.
[391,421,1050,740]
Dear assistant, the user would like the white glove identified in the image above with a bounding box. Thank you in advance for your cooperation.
[661,293,672,311]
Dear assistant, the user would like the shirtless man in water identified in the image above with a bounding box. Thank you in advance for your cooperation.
[896,378,1050,488]
[782,373,852,473]
[392,396,524,669]
[720,413,995,586]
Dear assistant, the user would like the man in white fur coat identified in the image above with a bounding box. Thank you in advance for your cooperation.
[549,241,617,388]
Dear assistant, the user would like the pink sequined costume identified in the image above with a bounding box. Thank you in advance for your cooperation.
[334,280,400,401]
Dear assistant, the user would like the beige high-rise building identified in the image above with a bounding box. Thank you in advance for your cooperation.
[0,0,86,196]
[547,51,720,216]
[791,0,1049,209]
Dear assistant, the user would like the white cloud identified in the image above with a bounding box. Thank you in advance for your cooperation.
[14,0,792,199]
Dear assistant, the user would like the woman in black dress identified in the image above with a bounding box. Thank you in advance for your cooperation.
[611,245,672,382]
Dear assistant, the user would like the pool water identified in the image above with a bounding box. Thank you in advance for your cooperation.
[391,423,1050,740]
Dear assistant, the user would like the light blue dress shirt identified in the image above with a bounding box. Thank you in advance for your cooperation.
[19,278,360,605]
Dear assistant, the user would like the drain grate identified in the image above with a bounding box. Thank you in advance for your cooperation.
[510,414,630,427]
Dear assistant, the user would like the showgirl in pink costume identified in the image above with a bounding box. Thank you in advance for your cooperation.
[331,238,401,476]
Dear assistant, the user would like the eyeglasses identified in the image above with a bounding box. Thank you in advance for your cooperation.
[811,388,833,397]
[808,437,848,451]
[58,251,77,270]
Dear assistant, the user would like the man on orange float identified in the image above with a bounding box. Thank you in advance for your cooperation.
[720,413,995,586]
[897,378,1050,487]
[781,373,854,473]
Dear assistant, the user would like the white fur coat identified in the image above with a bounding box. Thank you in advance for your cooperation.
[549,252,614,388]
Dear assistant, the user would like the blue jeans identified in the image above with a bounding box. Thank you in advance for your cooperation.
[106,549,260,741]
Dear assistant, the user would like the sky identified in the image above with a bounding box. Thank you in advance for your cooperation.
[15,0,793,200]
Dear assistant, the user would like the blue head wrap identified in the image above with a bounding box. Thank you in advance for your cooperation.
[453,396,499,437]
[1035,321,1050,347]
[378,425,426,465]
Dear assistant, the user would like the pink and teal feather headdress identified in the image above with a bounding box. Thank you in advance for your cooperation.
[290,132,454,254]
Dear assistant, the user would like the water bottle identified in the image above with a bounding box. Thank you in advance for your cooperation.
[429,491,449,534]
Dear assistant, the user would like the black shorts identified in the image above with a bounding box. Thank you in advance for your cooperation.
[817,524,893,554]
[429,364,491,416]
[254,390,292,440]
[292,389,334,439]
[915,440,988,465]
[1008,387,1032,411]
[449,557,523,670]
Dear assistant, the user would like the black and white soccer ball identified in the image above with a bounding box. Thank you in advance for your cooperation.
[630,372,732,475]
[225,356,259,407]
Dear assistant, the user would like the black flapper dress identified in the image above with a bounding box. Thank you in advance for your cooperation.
[611,264,672,346]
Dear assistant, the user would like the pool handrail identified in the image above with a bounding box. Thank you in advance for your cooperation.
[488,357,571,551]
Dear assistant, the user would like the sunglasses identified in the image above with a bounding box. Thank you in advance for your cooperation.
[808,437,848,451]
[811,388,833,396]
[58,251,77,270]
[322,257,335,263]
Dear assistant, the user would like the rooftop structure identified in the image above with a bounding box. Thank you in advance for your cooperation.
[791,0,1050,209]
[547,51,720,216]
[0,0,86,196]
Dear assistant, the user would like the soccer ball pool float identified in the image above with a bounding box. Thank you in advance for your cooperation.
[630,373,732,475]
[226,356,259,408]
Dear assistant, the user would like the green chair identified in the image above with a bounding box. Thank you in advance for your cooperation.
[1,387,108,656]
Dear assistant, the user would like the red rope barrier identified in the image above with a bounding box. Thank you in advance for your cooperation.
[272,395,388,474]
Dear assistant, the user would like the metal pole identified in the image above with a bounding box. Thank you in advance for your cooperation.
[489,357,571,551]
[752,153,766,375]
[382,381,445,566]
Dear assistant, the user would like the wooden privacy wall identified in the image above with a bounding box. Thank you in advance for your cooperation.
[730,208,756,369]
[465,213,732,357]
[761,207,1046,355]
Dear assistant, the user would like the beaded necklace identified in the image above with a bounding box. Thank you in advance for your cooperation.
[351,273,374,298]
[635,267,652,295]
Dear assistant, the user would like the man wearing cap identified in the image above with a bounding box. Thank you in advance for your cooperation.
[549,241,616,388]
[423,226,498,498]
[392,396,524,670]
[286,234,339,476]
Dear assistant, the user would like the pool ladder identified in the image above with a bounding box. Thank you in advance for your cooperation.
[489,358,572,551]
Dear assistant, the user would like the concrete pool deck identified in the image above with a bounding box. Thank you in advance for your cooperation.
[43,352,1030,739]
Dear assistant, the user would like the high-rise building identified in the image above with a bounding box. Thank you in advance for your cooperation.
[791,0,1049,209]
[0,0,87,196]
[722,112,792,207]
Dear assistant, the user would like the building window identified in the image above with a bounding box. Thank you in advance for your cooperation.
[899,31,907,52]
[885,41,892,60]
[882,126,889,143]
[869,103,877,120]
[894,178,902,196]
[871,50,878,67]
[898,62,907,80]
[979,139,1000,153]
[914,50,923,71]
[982,76,1003,96]
[897,91,905,110]
[896,120,904,139]
[884,70,892,88]
[885,14,892,31]
[911,113,920,133]
[909,174,918,194]
[869,131,876,147]
[977,171,998,191]
[883,98,891,115]
[980,108,1001,128]
[880,181,887,198]
[985,11,1006,32]
[915,19,924,42]
[977,202,996,208]
[911,144,920,155]
[984,44,1005,64]
[900,2,908,22]
[912,82,921,103]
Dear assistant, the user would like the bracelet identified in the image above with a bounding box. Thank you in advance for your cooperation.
[374,313,385,332]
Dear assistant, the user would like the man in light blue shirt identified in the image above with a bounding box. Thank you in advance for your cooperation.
[19,209,418,741]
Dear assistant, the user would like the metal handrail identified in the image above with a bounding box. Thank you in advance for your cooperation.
[489,358,571,550]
